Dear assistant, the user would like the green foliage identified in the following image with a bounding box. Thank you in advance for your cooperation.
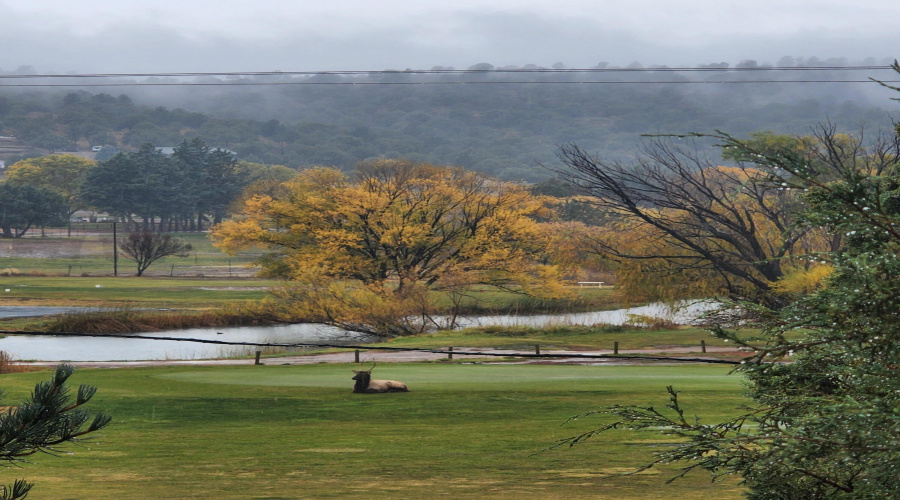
[0,364,110,499]
[79,139,245,230]
[0,183,67,238]
[3,154,95,216]
[556,126,900,497]
[1,67,896,182]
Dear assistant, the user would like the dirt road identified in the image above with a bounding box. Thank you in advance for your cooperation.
[21,345,746,369]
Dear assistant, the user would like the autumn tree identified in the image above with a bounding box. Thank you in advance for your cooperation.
[555,129,900,307]
[3,154,96,218]
[119,232,193,276]
[212,160,564,336]
[554,126,900,497]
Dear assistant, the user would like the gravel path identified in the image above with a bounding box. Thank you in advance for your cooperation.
[21,345,745,369]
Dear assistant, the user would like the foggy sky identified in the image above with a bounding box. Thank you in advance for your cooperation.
[2,0,897,74]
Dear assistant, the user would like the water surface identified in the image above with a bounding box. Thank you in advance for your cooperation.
[0,301,713,361]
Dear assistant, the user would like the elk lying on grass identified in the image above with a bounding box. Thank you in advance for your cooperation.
[352,361,409,393]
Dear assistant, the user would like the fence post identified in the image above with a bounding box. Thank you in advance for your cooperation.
[254,351,262,365]
[535,345,541,356]
[448,346,453,360]
[354,350,360,363]
[614,341,619,355]
[701,340,707,353]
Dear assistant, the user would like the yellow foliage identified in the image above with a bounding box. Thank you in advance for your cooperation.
[5,154,96,209]
[771,264,834,294]
[571,163,839,304]
[211,161,569,333]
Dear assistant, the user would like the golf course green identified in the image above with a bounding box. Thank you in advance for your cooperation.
[0,363,747,499]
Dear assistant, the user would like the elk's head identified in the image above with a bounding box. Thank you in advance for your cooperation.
[352,361,375,393]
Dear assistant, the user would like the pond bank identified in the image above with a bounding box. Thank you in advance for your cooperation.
[21,345,745,369]
[0,301,718,362]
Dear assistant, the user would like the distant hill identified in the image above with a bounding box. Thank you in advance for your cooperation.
[1,62,897,181]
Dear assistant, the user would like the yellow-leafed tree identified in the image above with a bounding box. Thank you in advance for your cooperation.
[212,160,565,335]
[4,154,96,217]
[556,131,884,308]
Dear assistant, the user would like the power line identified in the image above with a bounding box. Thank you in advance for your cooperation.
[0,65,895,87]
[0,65,894,79]
[1,79,896,88]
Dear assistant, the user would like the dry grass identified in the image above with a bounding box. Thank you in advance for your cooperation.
[41,304,281,334]
[0,350,34,373]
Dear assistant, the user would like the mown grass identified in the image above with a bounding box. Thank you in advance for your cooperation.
[0,233,261,277]
[0,364,748,499]
[376,324,744,352]
[0,276,277,309]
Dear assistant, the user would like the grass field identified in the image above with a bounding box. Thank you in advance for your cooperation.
[381,325,741,352]
[0,363,748,499]
[0,275,277,309]
[0,233,261,278]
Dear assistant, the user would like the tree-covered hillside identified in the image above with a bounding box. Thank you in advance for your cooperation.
[1,59,896,181]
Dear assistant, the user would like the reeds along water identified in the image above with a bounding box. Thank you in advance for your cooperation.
[0,350,29,373]
[43,306,279,334]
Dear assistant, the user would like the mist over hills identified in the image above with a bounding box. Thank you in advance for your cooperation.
[1,59,897,181]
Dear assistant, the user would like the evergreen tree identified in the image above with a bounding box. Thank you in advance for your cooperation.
[0,365,111,499]
[553,126,900,497]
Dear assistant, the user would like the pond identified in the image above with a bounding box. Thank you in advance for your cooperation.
[0,302,715,362]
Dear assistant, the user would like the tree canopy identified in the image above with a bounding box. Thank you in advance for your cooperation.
[0,183,67,238]
[555,128,900,308]
[79,139,245,231]
[3,154,95,217]
[554,111,900,497]
[1,61,896,182]
[212,160,565,335]
[119,232,193,276]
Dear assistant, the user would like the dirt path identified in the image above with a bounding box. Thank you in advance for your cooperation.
[21,345,747,369]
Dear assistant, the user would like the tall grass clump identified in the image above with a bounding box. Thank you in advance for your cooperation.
[0,350,30,373]
[40,303,281,334]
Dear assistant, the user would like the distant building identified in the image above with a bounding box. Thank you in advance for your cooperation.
[156,146,237,156]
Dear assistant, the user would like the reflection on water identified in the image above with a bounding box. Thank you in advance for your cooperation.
[0,301,714,361]
[453,301,715,328]
[0,323,369,362]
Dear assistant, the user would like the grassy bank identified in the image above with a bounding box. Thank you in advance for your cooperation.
[378,324,740,352]
[0,364,748,499]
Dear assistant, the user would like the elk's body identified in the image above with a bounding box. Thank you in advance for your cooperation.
[352,362,409,393]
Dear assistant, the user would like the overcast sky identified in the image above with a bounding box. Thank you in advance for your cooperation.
[1,0,897,74]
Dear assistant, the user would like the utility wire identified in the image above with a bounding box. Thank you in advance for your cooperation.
[0,329,742,365]
[0,65,895,87]
[1,79,898,88]
[0,65,894,79]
